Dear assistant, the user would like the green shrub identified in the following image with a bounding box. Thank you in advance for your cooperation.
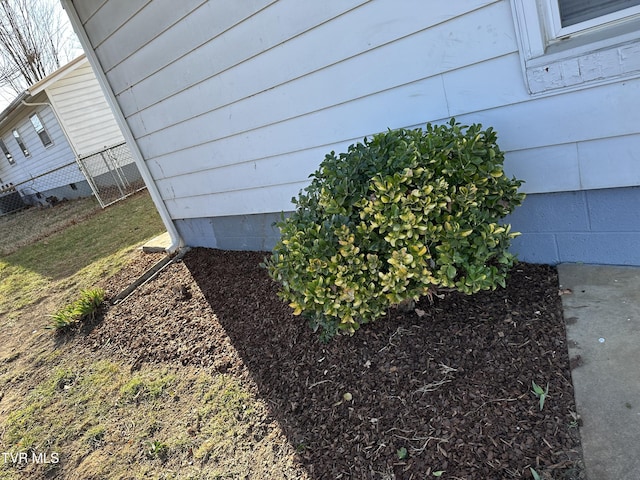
[264,119,525,338]
[49,288,105,330]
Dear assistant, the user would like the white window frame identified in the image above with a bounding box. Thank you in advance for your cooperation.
[548,2,640,40]
[29,113,53,147]
[12,129,29,157]
[511,0,640,94]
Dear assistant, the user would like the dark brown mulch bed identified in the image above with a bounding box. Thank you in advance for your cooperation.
[85,248,584,479]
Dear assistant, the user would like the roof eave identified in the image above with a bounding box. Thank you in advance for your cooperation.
[0,91,31,129]
[27,53,87,96]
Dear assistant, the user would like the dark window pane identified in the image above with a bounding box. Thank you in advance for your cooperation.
[0,140,14,165]
[38,130,52,147]
[30,113,52,147]
[559,0,640,27]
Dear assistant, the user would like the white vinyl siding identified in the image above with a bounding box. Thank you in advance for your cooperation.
[0,103,77,188]
[69,0,640,220]
[128,2,513,158]
[72,0,511,219]
[44,60,124,156]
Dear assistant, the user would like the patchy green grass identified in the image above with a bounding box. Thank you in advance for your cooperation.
[0,192,165,319]
[0,191,308,479]
[0,197,101,256]
[3,191,164,280]
[0,360,300,479]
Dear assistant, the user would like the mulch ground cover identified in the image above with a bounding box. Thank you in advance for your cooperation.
[82,247,584,479]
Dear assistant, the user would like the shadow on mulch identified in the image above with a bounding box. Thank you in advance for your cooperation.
[78,247,584,479]
[177,248,584,480]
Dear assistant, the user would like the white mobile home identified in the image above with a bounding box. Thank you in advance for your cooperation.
[0,54,140,212]
[62,1,640,265]
[0,71,83,210]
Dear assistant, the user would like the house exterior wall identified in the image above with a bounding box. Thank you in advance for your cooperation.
[66,0,640,264]
[0,96,81,201]
[44,60,125,157]
[507,186,640,265]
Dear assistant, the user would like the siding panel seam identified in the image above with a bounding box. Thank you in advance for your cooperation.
[90,0,153,50]
[100,0,210,73]
[110,0,367,92]
[113,0,501,102]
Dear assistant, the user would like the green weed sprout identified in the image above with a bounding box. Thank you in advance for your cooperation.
[396,447,408,460]
[531,381,549,411]
[146,440,168,460]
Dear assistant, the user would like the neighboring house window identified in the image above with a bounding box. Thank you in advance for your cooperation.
[12,129,29,157]
[511,0,640,94]
[0,140,14,165]
[30,113,52,147]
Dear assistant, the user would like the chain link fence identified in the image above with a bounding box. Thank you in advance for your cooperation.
[0,142,146,217]
[77,142,146,207]
[0,161,92,217]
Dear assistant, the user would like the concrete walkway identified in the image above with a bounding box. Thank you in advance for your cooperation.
[558,264,640,480]
[141,231,172,253]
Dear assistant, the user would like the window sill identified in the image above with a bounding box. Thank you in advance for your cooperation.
[523,18,640,94]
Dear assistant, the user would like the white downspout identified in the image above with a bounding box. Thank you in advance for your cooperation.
[60,0,183,253]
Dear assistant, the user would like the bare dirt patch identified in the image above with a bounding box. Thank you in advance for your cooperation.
[73,247,584,479]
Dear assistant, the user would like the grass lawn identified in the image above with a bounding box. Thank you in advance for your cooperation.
[0,197,101,256]
[0,193,163,318]
[0,192,304,479]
